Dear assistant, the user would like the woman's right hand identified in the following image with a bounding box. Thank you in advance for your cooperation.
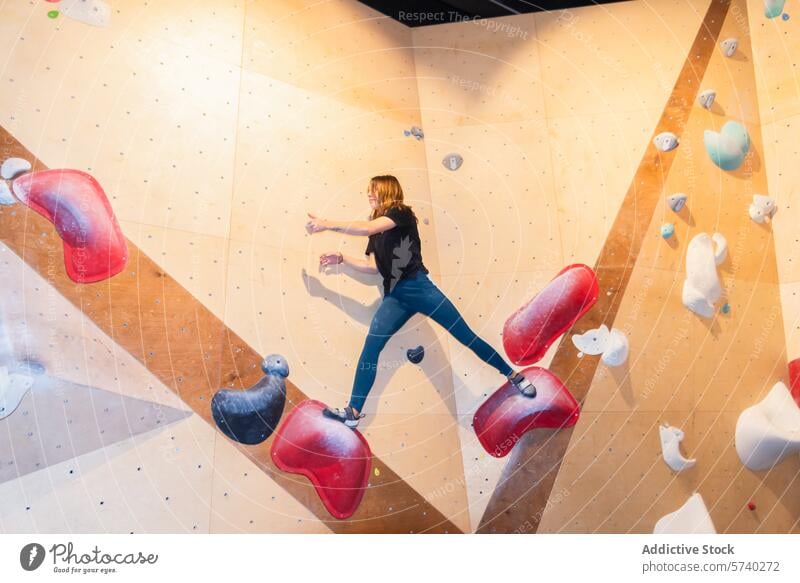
[319,252,343,269]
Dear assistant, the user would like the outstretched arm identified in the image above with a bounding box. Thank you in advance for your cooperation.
[319,252,378,274]
[306,213,395,236]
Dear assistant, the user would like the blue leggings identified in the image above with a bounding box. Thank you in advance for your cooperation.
[349,272,513,412]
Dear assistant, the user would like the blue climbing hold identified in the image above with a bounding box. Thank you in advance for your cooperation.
[407,345,425,364]
[661,223,675,239]
[783,13,790,20]
[722,303,731,314]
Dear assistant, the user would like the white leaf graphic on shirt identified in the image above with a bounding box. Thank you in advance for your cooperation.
[389,236,412,292]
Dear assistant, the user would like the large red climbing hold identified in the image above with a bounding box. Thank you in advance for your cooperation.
[473,367,580,457]
[271,400,371,519]
[789,358,800,407]
[503,264,599,366]
[12,169,128,284]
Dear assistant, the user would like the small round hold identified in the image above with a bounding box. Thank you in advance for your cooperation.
[407,345,425,364]
[783,13,790,20]
[747,501,756,511]
[660,223,675,239]
[721,303,731,314]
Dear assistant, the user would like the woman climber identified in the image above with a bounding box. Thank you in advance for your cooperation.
[306,175,535,428]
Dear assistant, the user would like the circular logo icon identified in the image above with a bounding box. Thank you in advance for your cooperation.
[19,543,46,571]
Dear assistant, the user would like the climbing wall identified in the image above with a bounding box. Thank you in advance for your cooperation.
[749,0,800,367]
[532,0,799,533]
[0,0,465,533]
[1,0,798,534]
[411,0,712,530]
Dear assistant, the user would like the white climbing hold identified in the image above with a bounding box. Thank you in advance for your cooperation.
[442,153,463,171]
[653,132,679,152]
[571,325,628,367]
[659,424,696,472]
[720,37,739,57]
[0,366,34,421]
[682,232,726,319]
[735,381,800,471]
[60,0,111,27]
[601,329,629,367]
[712,232,727,264]
[0,182,16,206]
[749,194,777,224]
[653,493,717,534]
[571,325,610,356]
[667,193,687,213]
[0,157,31,180]
[698,89,716,109]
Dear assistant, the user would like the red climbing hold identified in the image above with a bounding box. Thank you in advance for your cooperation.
[788,358,800,407]
[747,501,756,511]
[473,367,580,458]
[12,169,128,284]
[503,264,599,366]
[271,400,371,519]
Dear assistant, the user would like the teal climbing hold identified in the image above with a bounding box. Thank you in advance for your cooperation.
[661,223,675,239]
[765,0,786,19]
[704,121,750,171]
[722,303,731,314]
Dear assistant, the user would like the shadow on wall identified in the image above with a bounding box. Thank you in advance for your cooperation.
[301,267,461,419]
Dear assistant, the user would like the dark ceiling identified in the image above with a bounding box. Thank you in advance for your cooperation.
[358,0,627,26]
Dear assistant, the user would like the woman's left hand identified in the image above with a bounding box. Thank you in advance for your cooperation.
[306,213,328,234]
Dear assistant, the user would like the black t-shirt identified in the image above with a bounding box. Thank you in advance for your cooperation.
[366,205,429,295]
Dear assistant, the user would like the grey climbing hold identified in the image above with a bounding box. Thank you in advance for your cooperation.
[1,157,31,180]
[0,182,15,206]
[442,153,463,171]
[653,132,679,152]
[404,126,424,140]
[407,345,425,364]
[720,37,739,57]
[211,354,288,445]
[60,0,111,27]
[698,89,716,110]
[667,193,687,213]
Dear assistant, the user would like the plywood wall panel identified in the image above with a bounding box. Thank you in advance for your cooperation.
[748,0,800,125]
[243,0,421,122]
[412,15,544,129]
[0,417,216,534]
[536,0,711,119]
[421,121,560,277]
